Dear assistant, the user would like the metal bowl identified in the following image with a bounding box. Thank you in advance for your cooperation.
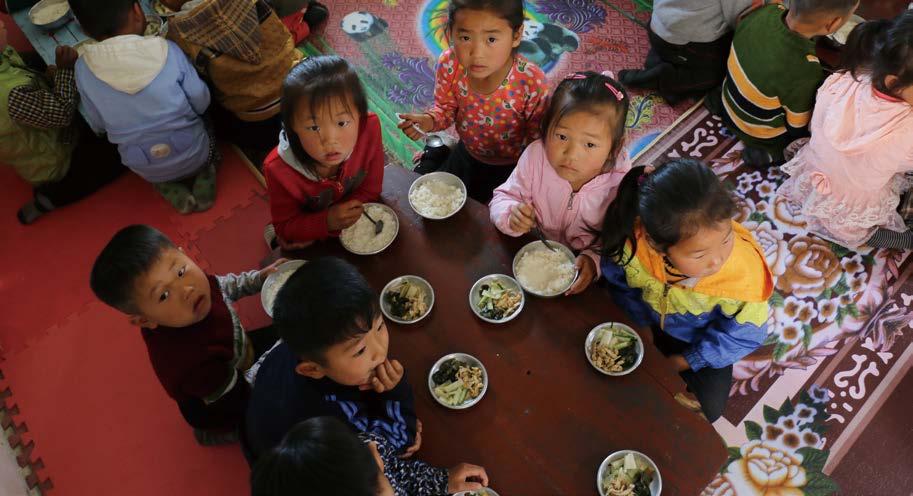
[585,322,644,376]
[29,0,72,30]
[469,274,524,324]
[428,353,488,410]
[408,171,467,220]
[597,450,662,496]
[454,489,501,496]
[144,14,168,37]
[380,275,434,325]
[339,203,399,255]
[260,260,307,317]
[512,240,579,297]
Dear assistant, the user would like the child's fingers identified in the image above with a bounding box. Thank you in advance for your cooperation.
[455,481,484,492]
[389,359,404,378]
[375,361,393,387]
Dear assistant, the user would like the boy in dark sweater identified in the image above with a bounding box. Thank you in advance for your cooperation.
[707,0,859,168]
[245,257,421,461]
[90,225,283,445]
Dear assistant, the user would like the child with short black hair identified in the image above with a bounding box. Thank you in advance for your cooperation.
[489,71,632,295]
[708,0,859,168]
[245,257,419,460]
[598,159,772,421]
[263,56,384,249]
[90,225,283,445]
[398,0,548,203]
[250,417,490,496]
[69,0,219,214]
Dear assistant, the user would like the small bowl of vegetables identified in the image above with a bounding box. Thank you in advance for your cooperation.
[585,322,644,376]
[469,274,524,324]
[428,353,488,410]
[380,275,434,325]
[597,451,661,496]
[454,489,501,496]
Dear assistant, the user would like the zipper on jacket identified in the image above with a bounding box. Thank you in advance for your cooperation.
[566,191,575,210]
[660,283,670,329]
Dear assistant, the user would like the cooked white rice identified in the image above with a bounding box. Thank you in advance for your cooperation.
[516,249,576,295]
[410,179,465,218]
[263,270,294,313]
[31,3,68,24]
[340,204,397,254]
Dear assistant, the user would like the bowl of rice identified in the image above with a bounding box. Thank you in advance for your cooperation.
[512,240,579,297]
[29,0,71,30]
[340,203,399,255]
[261,260,307,317]
[408,172,467,220]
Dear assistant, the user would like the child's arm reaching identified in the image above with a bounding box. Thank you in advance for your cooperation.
[368,435,491,496]
[8,47,79,130]
[682,301,769,371]
[398,50,459,140]
[490,145,538,236]
[216,259,288,302]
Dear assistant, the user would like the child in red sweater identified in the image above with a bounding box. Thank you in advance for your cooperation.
[264,56,384,249]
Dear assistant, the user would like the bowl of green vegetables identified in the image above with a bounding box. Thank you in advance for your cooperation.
[428,353,487,410]
[585,322,644,376]
[380,275,434,325]
[597,450,661,496]
[468,274,524,324]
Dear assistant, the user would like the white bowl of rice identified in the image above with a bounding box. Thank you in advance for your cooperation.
[261,260,307,317]
[408,172,467,220]
[512,240,579,297]
[340,203,399,255]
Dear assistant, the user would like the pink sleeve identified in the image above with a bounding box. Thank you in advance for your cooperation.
[427,51,459,132]
[489,144,538,236]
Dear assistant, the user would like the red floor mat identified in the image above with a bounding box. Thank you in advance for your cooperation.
[0,301,249,495]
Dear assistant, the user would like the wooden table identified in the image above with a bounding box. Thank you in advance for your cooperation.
[273,165,726,495]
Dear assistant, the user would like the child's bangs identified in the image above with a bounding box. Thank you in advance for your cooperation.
[305,83,358,122]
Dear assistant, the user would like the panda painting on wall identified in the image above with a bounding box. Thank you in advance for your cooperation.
[341,11,390,41]
[519,19,580,71]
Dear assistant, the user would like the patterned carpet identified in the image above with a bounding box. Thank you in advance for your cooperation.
[636,106,913,496]
[303,0,691,167]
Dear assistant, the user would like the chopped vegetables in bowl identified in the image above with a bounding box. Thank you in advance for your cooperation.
[428,353,488,410]
[585,322,644,376]
[597,451,661,496]
[469,275,524,324]
[380,276,434,324]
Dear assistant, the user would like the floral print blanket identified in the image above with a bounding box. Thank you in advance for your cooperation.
[636,105,913,496]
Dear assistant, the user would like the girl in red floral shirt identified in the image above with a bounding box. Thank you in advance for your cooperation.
[398,0,548,203]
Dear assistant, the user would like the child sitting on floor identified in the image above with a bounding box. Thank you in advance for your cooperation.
[245,257,420,460]
[707,0,858,168]
[90,225,284,445]
[489,71,632,295]
[69,0,219,214]
[779,12,913,250]
[619,0,761,104]
[398,0,548,204]
[263,56,384,249]
[159,0,304,158]
[0,21,123,225]
[597,159,772,421]
[251,417,490,496]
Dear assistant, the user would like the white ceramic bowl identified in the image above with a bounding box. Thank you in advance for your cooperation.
[597,450,662,496]
[585,322,644,377]
[512,240,579,297]
[468,274,524,324]
[339,203,399,255]
[428,353,488,410]
[260,260,307,317]
[380,275,434,325]
[29,0,71,30]
[408,171,467,220]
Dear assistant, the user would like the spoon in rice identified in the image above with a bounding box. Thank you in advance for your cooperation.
[362,210,384,236]
[533,227,557,252]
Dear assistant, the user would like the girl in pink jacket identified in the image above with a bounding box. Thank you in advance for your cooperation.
[778,13,913,249]
[490,71,632,294]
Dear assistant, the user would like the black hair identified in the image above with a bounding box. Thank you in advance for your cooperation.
[250,417,378,496]
[272,257,379,364]
[598,159,736,264]
[90,225,175,313]
[842,10,913,97]
[280,56,368,176]
[540,71,630,169]
[447,0,525,32]
[69,0,137,40]
[790,0,858,19]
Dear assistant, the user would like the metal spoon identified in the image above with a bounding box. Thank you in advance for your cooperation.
[363,210,384,236]
[532,227,557,252]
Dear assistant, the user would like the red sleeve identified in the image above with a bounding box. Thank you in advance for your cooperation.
[427,50,459,131]
[349,114,385,204]
[280,12,310,46]
[264,150,332,243]
[523,64,549,142]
